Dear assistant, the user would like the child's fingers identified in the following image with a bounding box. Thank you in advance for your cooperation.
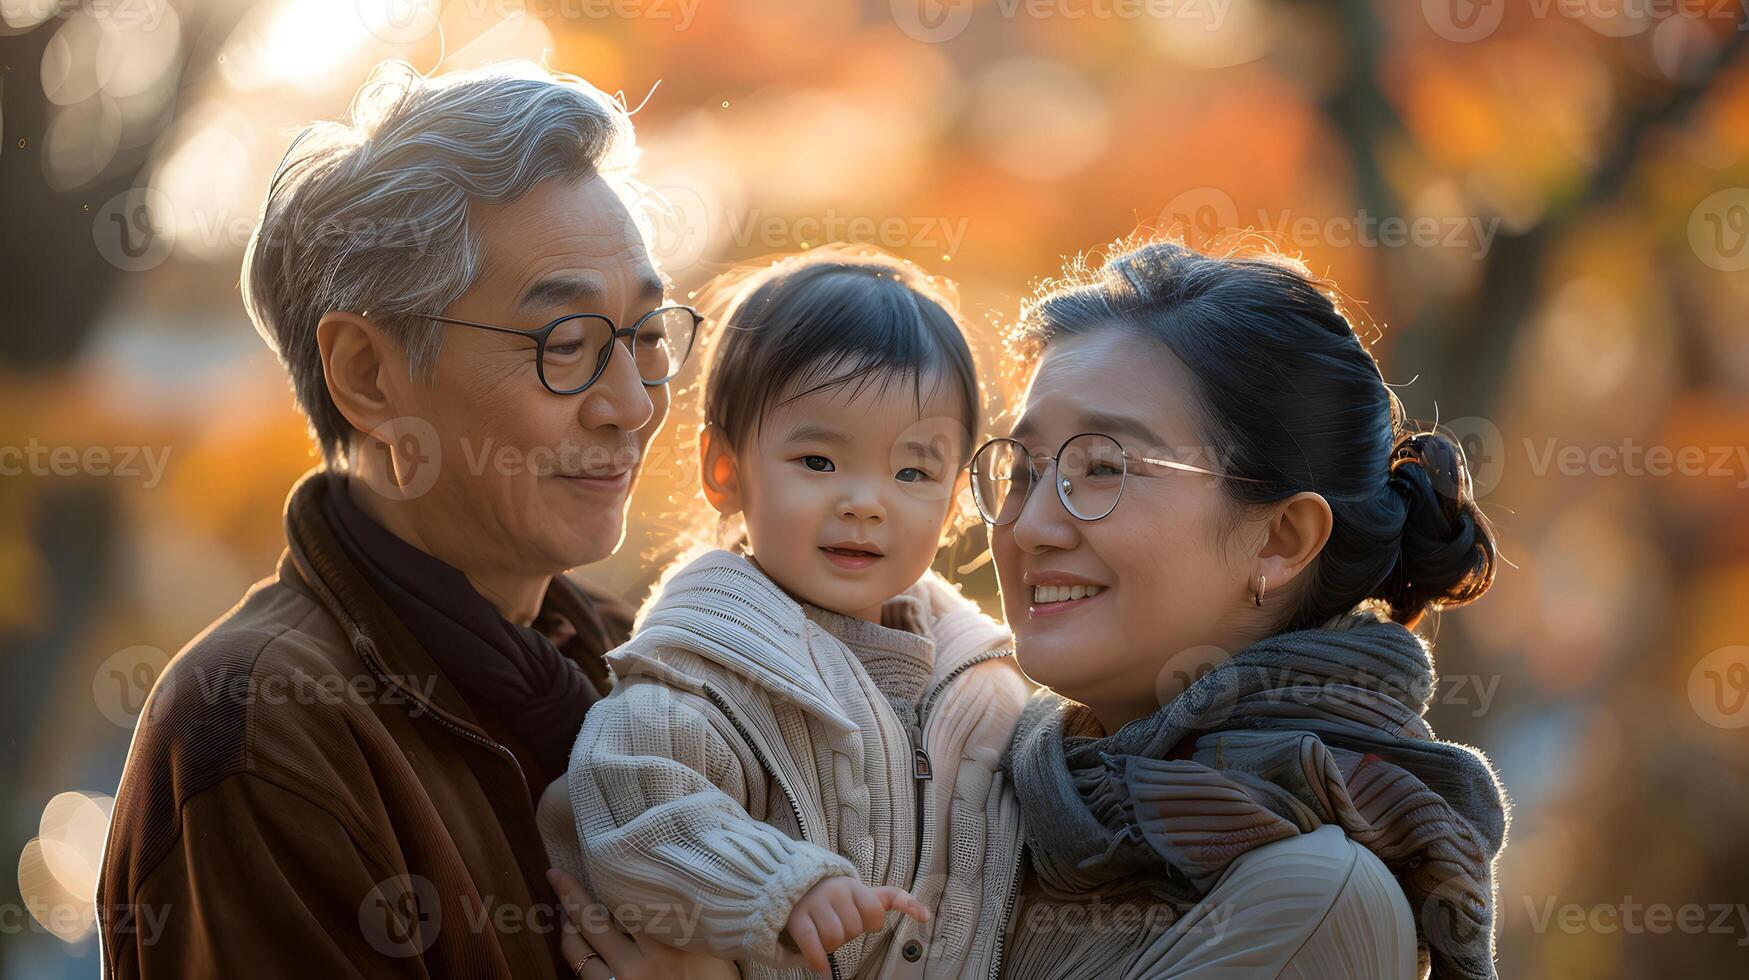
[850,885,888,934]
[789,916,828,975]
[829,889,871,941]
[872,886,931,924]
[813,905,849,953]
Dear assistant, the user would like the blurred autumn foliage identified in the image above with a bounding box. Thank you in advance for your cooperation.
[3,1,1748,977]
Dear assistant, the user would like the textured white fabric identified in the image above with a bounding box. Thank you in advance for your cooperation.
[541,549,1033,980]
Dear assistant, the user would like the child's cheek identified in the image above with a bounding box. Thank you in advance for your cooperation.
[892,495,950,577]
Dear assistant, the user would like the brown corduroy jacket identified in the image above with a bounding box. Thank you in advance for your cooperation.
[95,472,635,979]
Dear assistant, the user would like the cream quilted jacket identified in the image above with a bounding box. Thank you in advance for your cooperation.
[541,549,1034,980]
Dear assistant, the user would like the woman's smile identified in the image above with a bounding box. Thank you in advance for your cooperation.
[1023,571,1111,618]
[1028,583,1108,616]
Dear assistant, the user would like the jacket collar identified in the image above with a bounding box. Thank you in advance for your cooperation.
[278,469,614,740]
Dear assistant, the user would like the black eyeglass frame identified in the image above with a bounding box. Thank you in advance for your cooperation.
[396,304,703,395]
[969,432,1268,525]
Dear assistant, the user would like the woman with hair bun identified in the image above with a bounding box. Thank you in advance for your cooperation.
[979,239,1508,979]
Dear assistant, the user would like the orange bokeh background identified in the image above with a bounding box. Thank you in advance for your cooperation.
[3,1,1747,977]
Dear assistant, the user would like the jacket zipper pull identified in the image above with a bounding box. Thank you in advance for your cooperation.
[912,722,932,780]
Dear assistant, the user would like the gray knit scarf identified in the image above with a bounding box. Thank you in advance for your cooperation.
[1005,612,1508,980]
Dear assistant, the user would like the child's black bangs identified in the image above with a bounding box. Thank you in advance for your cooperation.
[704,257,981,457]
[749,271,962,428]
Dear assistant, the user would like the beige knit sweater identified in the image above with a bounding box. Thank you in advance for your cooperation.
[540,549,1034,980]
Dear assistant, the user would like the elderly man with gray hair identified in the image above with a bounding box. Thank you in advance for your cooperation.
[96,61,721,980]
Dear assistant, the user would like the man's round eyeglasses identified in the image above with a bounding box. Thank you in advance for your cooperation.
[402,305,702,396]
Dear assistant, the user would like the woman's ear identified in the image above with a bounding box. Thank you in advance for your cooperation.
[1254,490,1333,595]
[699,425,743,516]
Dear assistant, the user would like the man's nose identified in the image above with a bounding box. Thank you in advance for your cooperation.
[578,339,655,432]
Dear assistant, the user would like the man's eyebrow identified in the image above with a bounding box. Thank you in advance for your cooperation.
[784,422,851,445]
[519,276,600,312]
[634,273,668,306]
[517,273,669,313]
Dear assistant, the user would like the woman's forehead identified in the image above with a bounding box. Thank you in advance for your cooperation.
[1013,331,1201,447]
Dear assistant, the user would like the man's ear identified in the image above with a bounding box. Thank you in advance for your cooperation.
[1254,490,1333,596]
[699,425,743,516]
[316,312,400,441]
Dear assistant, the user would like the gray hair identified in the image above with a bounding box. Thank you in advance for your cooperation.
[241,59,640,464]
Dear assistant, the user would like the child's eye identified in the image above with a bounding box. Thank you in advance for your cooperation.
[896,467,933,483]
[801,455,835,472]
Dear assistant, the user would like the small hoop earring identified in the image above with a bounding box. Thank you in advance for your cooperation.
[1253,574,1267,608]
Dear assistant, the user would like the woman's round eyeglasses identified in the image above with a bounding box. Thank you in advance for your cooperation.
[969,432,1266,524]
[409,305,702,395]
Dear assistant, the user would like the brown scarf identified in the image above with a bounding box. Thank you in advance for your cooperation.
[322,479,606,787]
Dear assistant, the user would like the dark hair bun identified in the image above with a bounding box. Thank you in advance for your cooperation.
[1373,431,1498,625]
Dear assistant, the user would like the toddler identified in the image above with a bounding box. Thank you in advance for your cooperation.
[541,250,1032,979]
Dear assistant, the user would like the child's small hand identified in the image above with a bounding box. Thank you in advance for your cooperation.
[785,876,929,975]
